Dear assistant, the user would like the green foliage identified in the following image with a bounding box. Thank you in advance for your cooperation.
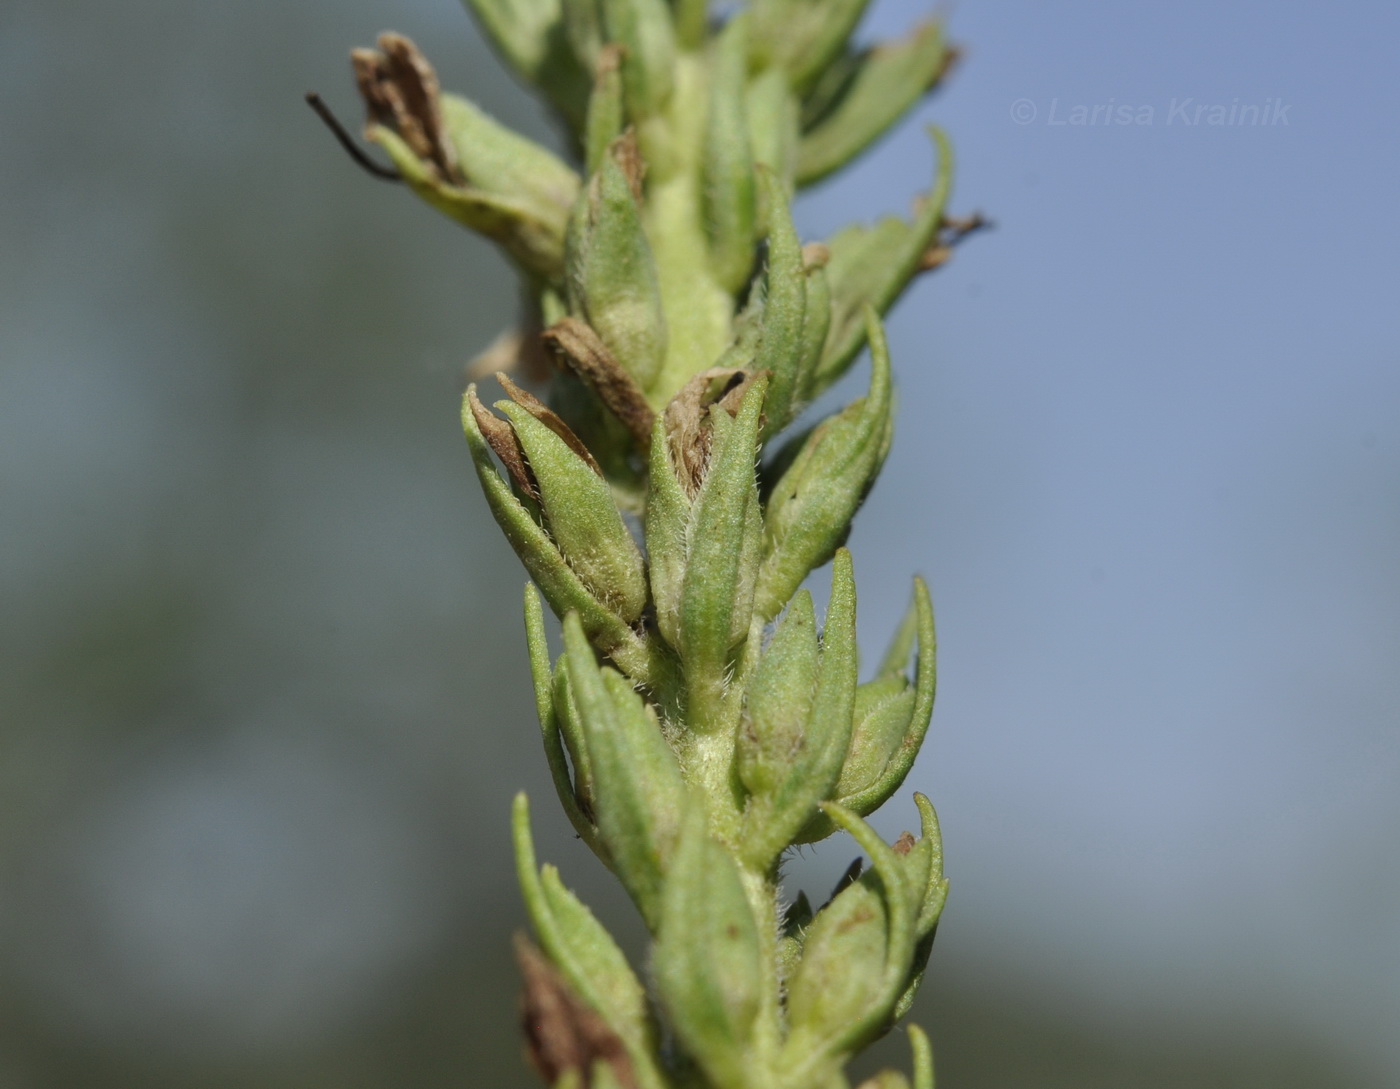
[339,5,974,1085]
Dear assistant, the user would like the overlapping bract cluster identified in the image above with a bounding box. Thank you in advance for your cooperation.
[346,4,969,1087]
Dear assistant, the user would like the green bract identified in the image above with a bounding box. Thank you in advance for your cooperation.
[334,4,976,1086]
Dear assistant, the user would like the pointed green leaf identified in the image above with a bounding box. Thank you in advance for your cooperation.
[439,94,580,231]
[796,21,950,187]
[680,375,768,725]
[795,253,832,402]
[562,613,688,927]
[782,863,889,1066]
[499,401,647,622]
[740,551,859,868]
[525,584,600,849]
[829,674,916,803]
[745,68,801,187]
[889,798,948,1022]
[524,583,556,730]
[909,1023,935,1089]
[749,0,873,95]
[754,168,807,435]
[755,308,892,622]
[910,793,948,935]
[812,127,953,395]
[601,0,677,121]
[644,412,691,653]
[653,805,765,1087]
[552,657,597,823]
[463,388,652,679]
[567,147,669,389]
[877,586,921,678]
[737,590,819,798]
[787,799,945,1071]
[838,576,935,817]
[369,124,572,282]
[512,795,667,1089]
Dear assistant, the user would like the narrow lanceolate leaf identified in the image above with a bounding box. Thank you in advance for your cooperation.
[891,796,950,1021]
[753,169,808,437]
[830,674,916,805]
[438,94,581,234]
[562,613,690,929]
[601,0,677,122]
[781,858,890,1070]
[524,584,599,850]
[702,15,758,293]
[567,141,669,390]
[876,586,921,678]
[516,936,634,1089]
[653,806,767,1089]
[740,551,859,869]
[837,577,936,818]
[644,410,692,654]
[796,21,951,187]
[755,308,893,622]
[736,590,819,800]
[813,128,953,395]
[512,795,668,1089]
[496,400,647,622]
[748,0,873,96]
[678,376,768,725]
[552,658,597,823]
[784,803,921,1069]
[910,794,949,935]
[796,245,833,399]
[745,68,801,187]
[462,388,651,681]
[909,1024,936,1089]
[375,131,573,280]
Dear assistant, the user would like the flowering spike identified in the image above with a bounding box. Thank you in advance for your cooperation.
[333,4,980,1084]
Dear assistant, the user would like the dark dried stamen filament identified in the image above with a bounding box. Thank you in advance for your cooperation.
[304,92,402,182]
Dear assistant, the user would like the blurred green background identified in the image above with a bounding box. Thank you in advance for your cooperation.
[3,1,1397,1086]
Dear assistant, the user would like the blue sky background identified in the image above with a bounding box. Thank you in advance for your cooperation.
[1,1,1397,1085]
[839,2,1400,1079]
